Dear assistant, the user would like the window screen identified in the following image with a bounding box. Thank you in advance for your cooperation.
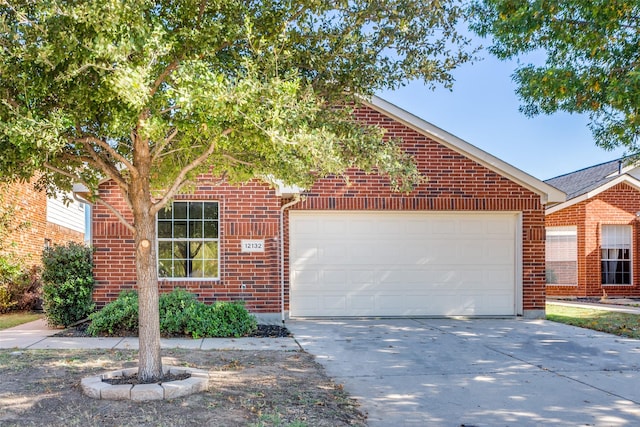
[546,226,577,285]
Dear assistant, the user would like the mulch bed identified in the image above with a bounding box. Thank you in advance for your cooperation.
[53,322,291,338]
[102,371,192,385]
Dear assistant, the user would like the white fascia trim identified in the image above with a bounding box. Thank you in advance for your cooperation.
[546,174,640,215]
[605,164,640,178]
[262,176,304,197]
[364,96,566,205]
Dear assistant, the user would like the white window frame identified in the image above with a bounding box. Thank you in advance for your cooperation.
[601,224,632,286]
[545,226,578,286]
[157,201,220,280]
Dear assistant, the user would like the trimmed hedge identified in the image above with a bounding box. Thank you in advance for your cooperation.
[42,243,94,327]
[88,288,257,338]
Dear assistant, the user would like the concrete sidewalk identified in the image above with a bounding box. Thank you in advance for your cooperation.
[547,299,640,314]
[0,318,299,351]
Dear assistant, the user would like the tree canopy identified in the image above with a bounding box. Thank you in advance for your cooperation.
[1,0,473,201]
[470,0,640,152]
[0,0,474,381]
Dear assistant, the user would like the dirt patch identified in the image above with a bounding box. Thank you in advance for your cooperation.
[0,349,366,426]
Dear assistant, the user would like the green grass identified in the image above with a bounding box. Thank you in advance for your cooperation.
[546,303,640,339]
[0,311,43,330]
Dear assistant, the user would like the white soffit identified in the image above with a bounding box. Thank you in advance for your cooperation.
[546,174,640,215]
[364,96,566,205]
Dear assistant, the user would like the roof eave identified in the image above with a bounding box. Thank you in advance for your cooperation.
[364,96,566,205]
[546,174,640,215]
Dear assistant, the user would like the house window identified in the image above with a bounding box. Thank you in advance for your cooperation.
[601,225,631,285]
[545,226,577,285]
[157,201,219,279]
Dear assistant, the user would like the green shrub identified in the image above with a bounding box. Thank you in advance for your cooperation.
[87,290,139,336]
[184,300,257,339]
[87,288,257,338]
[210,301,258,337]
[41,242,95,327]
[0,257,21,313]
[0,257,42,314]
[159,288,198,335]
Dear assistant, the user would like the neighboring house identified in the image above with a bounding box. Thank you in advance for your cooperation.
[545,158,640,298]
[0,178,86,265]
[90,96,564,319]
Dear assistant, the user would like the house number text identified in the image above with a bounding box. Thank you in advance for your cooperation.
[241,239,265,253]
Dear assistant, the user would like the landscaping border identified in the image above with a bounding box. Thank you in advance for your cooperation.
[81,366,209,401]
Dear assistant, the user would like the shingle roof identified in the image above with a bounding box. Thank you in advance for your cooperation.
[544,158,625,200]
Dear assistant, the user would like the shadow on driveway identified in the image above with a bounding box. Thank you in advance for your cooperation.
[286,318,640,426]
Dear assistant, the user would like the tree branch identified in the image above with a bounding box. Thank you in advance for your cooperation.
[151,128,232,214]
[1,89,20,110]
[74,136,137,177]
[43,162,93,192]
[81,139,130,201]
[222,153,256,167]
[149,59,180,98]
[151,128,178,162]
[95,198,135,234]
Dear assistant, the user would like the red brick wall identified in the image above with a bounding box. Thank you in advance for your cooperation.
[0,179,48,265]
[45,222,85,248]
[546,182,640,297]
[294,107,547,314]
[93,104,548,315]
[0,180,84,266]
[92,178,282,309]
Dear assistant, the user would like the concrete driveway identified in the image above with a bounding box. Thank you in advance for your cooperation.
[286,318,640,426]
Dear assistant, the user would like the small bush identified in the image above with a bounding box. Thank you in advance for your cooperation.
[87,290,139,336]
[0,257,42,314]
[159,288,198,335]
[210,301,258,337]
[41,242,95,327]
[183,300,257,339]
[87,288,257,338]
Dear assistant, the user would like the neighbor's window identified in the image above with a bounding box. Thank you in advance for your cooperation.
[601,225,631,285]
[545,226,577,285]
[157,201,219,279]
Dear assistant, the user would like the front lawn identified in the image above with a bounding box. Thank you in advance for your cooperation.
[0,349,365,426]
[546,303,640,339]
[0,311,43,330]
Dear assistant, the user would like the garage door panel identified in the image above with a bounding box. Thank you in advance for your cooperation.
[431,218,456,234]
[290,211,518,317]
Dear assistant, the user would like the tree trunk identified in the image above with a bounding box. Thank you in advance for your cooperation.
[134,207,163,382]
[131,131,163,383]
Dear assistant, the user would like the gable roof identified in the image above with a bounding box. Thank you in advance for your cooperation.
[545,158,624,200]
[544,157,640,214]
[365,96,566,205]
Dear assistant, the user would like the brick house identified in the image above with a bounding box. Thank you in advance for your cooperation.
[90,96,564,319]
[545,158,640,298]
[0,178,86,265]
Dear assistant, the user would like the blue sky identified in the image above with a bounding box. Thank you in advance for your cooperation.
[377,54,625,181]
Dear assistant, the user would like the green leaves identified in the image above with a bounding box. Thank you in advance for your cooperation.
[0,0,473,202]
[470,0,640,151]
[42,243,95,327]
[89,289,258,338]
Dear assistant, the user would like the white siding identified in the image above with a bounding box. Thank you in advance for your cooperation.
[46,192,86,234]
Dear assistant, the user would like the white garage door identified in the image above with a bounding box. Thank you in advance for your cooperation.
[289,211,519,317]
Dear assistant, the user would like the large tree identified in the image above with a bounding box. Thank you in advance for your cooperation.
[470,0,640,151]
[0,0,473,382]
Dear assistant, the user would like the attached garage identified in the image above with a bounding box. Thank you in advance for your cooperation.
[289,211,521,317]
[90,95,565,319]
